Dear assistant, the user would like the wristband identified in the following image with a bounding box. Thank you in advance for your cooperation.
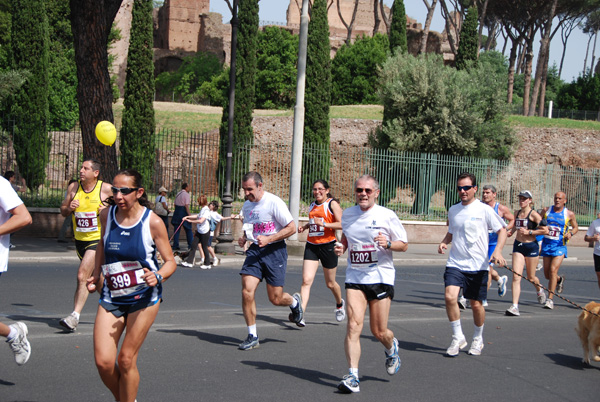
[154,272,163,284]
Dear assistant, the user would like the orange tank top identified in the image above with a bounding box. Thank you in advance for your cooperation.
[307,198,337,245]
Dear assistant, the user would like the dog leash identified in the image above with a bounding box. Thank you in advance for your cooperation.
[169,221,184,243]
[499,264,600,318]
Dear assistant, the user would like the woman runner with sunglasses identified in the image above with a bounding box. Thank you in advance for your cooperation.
[87,169,176,402]
[296,179,345,327]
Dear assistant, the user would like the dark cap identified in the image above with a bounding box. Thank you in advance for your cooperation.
[518,190,533,199]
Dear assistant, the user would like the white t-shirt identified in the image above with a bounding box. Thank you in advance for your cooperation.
[446,200,506,272]
[196,206,211,234]
[0,177,24,272]
[241,192,293,244]
[342,204,408,286]
[586,219,600,256]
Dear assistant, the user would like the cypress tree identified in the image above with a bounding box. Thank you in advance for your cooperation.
[120,0,156,189]
[388,0,407,54]
[455,5,479,70]
[10,0,50,191]
[219,0,259,192]
[303,0,331,196]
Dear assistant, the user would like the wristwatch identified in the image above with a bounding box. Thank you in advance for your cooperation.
[386,241,392,249]
[154,272,163,284]
[529,230,532,235]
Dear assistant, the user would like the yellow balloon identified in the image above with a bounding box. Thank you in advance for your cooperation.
[95,121,117,146]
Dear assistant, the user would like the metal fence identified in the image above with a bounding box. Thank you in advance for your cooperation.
[2,126,600,224]
[510,105,600,121]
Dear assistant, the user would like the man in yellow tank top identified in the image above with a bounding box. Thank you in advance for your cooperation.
[58,159,112,331]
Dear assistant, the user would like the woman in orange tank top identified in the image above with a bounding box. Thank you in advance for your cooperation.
[296,179,344,327]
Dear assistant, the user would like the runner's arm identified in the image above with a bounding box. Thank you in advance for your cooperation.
[567,211,579,239]
[500,204,515,232]
[60,182,79,217]
[438,232,452,254]
[0,204,32,236]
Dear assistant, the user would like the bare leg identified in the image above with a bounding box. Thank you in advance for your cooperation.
[544,255,564,300]
[323,267,343,305]
[345,289,367,368]
[445,285,461,321]
[241,275,260,326]
[368,297,394,349]
[73,250,96,314]
[300,259,319,311]
[510,253,525,305]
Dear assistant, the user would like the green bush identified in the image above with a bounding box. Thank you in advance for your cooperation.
[331,34,388,105]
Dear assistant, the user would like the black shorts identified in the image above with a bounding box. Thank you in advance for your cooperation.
[345,283,394,301]
[75,239,98,260]
[99,298,160,318]
[444,267,488,302]
[512,241,539,257]
[303,241,338,269]
[594,254,600,272]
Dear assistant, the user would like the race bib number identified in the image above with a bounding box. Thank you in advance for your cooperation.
[515,218,527,229]
[545,225,560,240]
[102,261,148,298]
[308,218,324,237]
[349,243,378,269]
[74,211,98,233]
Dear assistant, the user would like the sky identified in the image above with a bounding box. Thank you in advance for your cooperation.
[207,0,594,83]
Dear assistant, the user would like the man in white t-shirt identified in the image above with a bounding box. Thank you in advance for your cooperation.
[0,176,32,365]
[334,175,408,394]
[438,172,507,357]
[237,172,301,351]
[584,216,600,291]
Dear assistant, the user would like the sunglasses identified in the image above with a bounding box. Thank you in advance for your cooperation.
[457,185,475,192]
[355,188,374,194]
[111,186,139,195]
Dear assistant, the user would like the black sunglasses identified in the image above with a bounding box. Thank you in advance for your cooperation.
[457,185,475,192]
[111,186,139,195]
[355,188,374,194]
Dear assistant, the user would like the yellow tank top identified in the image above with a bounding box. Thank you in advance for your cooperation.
[71,180,104,241]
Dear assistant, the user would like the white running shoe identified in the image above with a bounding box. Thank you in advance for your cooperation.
[446,335,467,357]
[335,299,346,322]
[505,305,520,316]
[338,373,360,393]
[59,313,79,331]
[536,261,543,271]
[180,261,193,268]
[7,322,30,365]
[482,299,488,307]
[544,299,554,309]
[468,337,484,356]
[537,290,547,305]
[498,275,508,297]
[200,264,212,270]
[385,337,401,375]
[213,257,220,266]
[458,296,468,310]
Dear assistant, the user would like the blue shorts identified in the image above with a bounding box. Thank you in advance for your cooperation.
[512,241,539,257]
[99,297,160,318]
[488,243,497,260]
[240,241,288,287]
[540,242,568,258]
[444,267,488,302]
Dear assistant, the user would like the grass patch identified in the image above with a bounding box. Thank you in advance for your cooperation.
[509,115,600,130]
[330,105,383,120]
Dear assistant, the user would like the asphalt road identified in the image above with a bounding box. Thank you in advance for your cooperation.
[1,259,599,402]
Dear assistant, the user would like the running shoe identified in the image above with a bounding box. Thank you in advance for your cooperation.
[457,296,468,310]
[180,261,193,268]
[338,373,360,393]
[446,335,467,357]
[385,337,401,375]
[7,322,30,365]
[200,264,212,270]
[289,293,303,324]
[335,299,346,322]
[213,257,220,266]
[544,299,554,309]
[9,243,15,249]
[537,290,547,305]
[536,261,543,271]
[482,299,488,307]
[173,255,183,265]
[505,305,520,316]
[557,275,565,294]
[238,334,259,350]
[59,313,79,332]
[498,275,508,297]
[468,337,484,356]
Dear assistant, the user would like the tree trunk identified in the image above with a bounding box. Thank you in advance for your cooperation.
[420,0,438,54]
[373,0,380,35]
[507,36,519,104]
[584,34,593,74]
[522,36,534,116]
[379,0,389,32]
[70,0,122,182]
[439,0,458,57]
[516,40,525,73]
[591,30,598,77]
[485,19,497,51]
[476,0,489,57]
[537,49,549,117]
[337,0,360,45]
[528,0,557,117]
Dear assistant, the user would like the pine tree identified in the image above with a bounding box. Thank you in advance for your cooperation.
[10,0,50,190]
[219,0,259,192]
[303,0,331,196]
[120,0,156,189]
[455,5,479,70]
[388,0,407,54]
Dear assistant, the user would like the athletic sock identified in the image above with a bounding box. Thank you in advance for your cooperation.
[6,326,17,341]
[72,312,80,320]
[473,324,484,339]
[248,325,257,338]
[290,297,298,308]
[349,368,358,378]
[450,319,464,338]
[336,302,343,309]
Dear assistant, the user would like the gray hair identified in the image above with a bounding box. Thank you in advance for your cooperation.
[242,171,263,185]
[355,174,379,190]
[482,184,497,193]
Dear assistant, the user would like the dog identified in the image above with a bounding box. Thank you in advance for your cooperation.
[575,301,600,364]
